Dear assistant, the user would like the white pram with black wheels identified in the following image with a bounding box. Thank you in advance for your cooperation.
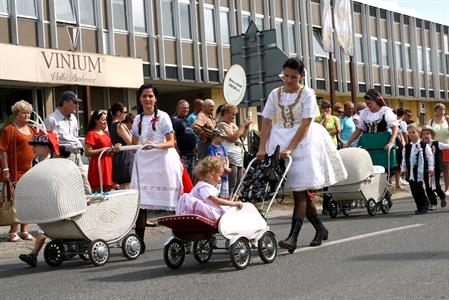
[14,145,146,267]
[327,148,392,218]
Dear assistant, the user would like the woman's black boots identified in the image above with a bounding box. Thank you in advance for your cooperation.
[135,228,146,254]
[307,214,328,247]
[278,218,303,252]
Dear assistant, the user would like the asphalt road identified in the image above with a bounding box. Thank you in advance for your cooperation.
[1,196,448,300]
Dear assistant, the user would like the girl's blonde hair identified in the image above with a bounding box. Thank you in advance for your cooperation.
[194,157,224,181]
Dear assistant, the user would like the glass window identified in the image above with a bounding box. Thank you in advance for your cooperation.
[132,0,146,32]
[446,54,449,74]
[55,0,75,23]
[112,0,127,31]
[255,16,264,31]
[79,0,95,26]
[220,11,230,44]
[276,21,283,51]
[381,40,388,66]
[179,2,191,39]
[395,43,402,69]
[16,0,37,18]
[288,23,296,54]
[162,0,174,37]
[356,36,364,63]
[437,51,442,73]
[444,34,448,53]
[426,48,431,72]
[370,39,378,65]
[313,28,327,58]
[0,0,8,14]
[418,48,424,71]
[242,15,250,33]
[405,45,411,70]
[204,8,215,43]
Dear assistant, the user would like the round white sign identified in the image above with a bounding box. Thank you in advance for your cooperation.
[223,64,246,105]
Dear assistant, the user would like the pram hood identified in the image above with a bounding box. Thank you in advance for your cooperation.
[15,158,87,224]
[333,148,375,186]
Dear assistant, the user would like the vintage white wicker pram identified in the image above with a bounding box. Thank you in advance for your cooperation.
[327,148,392,218]
[15,145,144,267]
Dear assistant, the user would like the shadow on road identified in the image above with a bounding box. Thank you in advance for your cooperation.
[349,251,449,261]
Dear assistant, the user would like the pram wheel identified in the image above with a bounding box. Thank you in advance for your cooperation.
[164,238,185,269]
[258,232,277,264]
[122,233,141,260]
[381,191,392,214]
[230,237,251,270]
[342,204,351,217]
[44,240,65,267]
[89,239,110,266]
[328,200,339,218]
[367,199,377,216]
[193,239,213,264]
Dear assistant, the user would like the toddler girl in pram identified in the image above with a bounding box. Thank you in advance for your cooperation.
[176,156,243,222]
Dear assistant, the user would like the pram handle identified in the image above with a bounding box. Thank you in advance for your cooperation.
[97,144,154,194]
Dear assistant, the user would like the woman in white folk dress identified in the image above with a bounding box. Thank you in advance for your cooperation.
[130,84,183,253]
[256,58,347,253]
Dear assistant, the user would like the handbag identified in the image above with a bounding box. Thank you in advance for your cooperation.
[0,180,19,226]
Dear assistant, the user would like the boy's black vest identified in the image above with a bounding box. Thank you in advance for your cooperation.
[431,141,443,173]
[404,141,428,181]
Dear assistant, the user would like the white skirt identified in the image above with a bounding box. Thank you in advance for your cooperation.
[131,147,183,210]
[266,122,347,191]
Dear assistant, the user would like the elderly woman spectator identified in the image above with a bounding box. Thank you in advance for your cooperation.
[216,104,252,195]
[427,103,449,195]
[107,102,133,189]
[0,100,36,242]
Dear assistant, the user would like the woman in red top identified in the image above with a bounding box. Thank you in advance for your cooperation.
[0,100,36,242]
[84,110,120,192]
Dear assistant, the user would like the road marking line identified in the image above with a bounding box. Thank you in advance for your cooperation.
[290,223,425,254]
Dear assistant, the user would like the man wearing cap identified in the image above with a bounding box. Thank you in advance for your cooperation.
[44,91,91,194]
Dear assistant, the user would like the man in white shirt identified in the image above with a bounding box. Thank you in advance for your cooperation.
[44,91,91,194]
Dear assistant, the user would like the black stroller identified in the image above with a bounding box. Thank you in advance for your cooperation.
[233,145,292,217]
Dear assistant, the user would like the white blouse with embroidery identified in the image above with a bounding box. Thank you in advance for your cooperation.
[131,110,174,144]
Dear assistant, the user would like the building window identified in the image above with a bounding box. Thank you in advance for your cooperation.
[162,0,174,37]
[179,2,191,39]
[313,28,327,58]
[370,38,378,65]
[381,40,388,66]
[220,11,230,44]
[288,23,296,54]
[437,51,442,74]
[132,0,146,33]
[356,35,364,63]
[80,0,95,26]
[16,0,37,18]
[275,21,283,51]
[255,16,264,31]
[112,0,127,31]
[426,48,431,72]
[204,8,215,43]
[405,45,411,70]
[395,43,402,69]
[55,0,76,23]
[446,54,449,74]
[242,14,250,33]
[0,0,9,14]
[417,47,424,71]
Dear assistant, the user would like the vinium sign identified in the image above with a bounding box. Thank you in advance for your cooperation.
[0,44,143,88]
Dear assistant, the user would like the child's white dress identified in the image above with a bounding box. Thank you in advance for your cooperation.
[176,181,225,221]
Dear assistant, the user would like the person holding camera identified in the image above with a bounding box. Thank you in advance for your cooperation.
[44,91,91,194]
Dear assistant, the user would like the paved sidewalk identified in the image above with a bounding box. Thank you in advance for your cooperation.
[0,189,411,261]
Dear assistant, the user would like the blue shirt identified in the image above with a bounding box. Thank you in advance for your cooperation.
[340,115,356,143]
[208,144,228,181]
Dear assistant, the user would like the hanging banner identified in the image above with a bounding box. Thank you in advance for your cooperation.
[322,0,334,53]
[334,0,354,56]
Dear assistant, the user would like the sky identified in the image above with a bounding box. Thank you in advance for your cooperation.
[358,0,449,26]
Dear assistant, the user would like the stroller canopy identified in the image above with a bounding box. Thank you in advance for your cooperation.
[15,158,87,224]
[333,148,375,186]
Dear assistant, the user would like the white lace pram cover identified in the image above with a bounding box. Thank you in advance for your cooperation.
[333,148,375,186]
[15,158,87,224]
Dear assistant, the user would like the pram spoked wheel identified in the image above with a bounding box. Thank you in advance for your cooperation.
[44,240,65,267]
[230,237,251,270]
[121,233,141,260]
[367,199,377,216]
[89,239,110,266]
[257,232,277,263]
[381,191,392,214]
[164,238,185,269]
[328,200,339,218]
[342,204,351,217]
[193,239,213,264]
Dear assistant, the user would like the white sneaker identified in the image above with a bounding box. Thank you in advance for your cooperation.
[399,178,409,186]
[429,205,436,211]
